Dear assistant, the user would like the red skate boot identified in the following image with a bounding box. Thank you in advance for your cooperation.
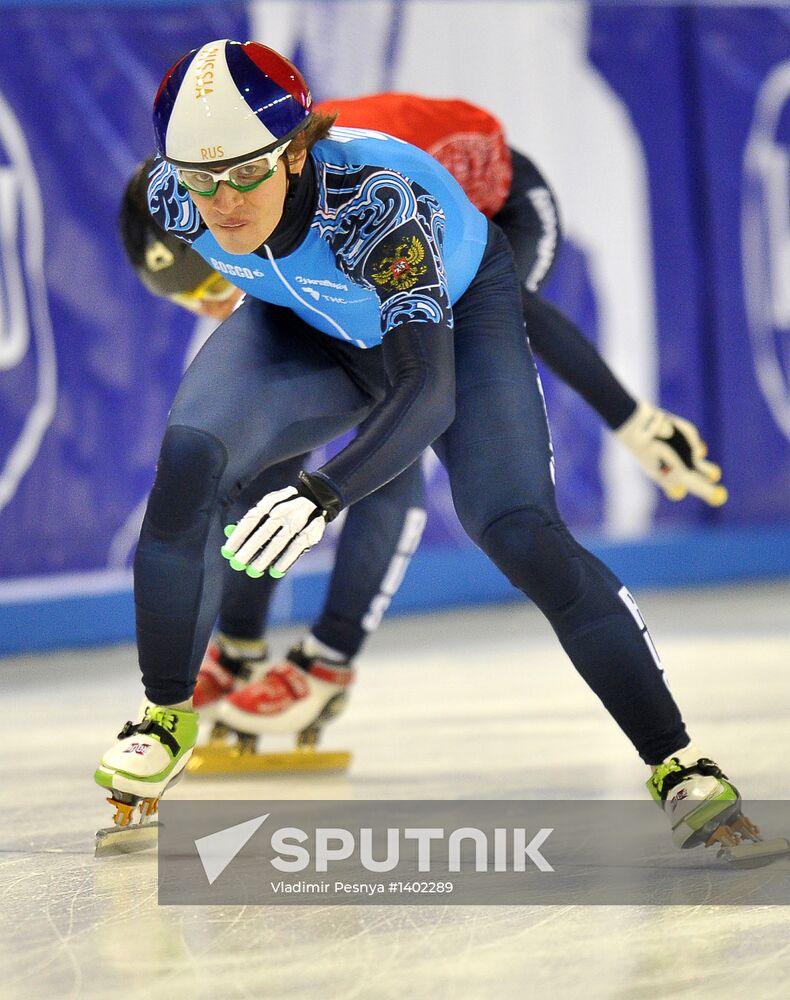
[193,633,268,726]
[217,643,354,746]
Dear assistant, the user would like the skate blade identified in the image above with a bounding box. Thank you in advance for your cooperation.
[95,821,162,858]
[720,837,790,867]
[187,745,351,775]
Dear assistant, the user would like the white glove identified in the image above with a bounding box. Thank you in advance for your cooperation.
[615,401,728,506]
[221,486,328,578]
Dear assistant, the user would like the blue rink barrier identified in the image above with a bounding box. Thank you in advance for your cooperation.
[0,0,212,6]
[0,524,789,657]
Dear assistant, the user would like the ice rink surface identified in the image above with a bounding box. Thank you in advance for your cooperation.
[1,581,789,999]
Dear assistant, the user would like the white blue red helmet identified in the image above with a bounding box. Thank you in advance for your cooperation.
[153,39,312,169]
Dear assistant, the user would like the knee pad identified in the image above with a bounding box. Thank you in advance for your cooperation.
[145,425,228,538]
[480,505,581,613]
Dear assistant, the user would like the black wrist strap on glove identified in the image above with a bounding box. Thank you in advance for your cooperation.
[297,471,342,521]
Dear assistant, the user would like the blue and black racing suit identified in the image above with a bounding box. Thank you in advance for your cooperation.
[143,128,687,764]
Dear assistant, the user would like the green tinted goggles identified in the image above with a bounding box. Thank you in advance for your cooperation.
[177,143,290,197]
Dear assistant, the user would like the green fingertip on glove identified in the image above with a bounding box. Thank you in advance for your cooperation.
[220,523,283,578]
[220,525,236,559]
[221,526,238,561]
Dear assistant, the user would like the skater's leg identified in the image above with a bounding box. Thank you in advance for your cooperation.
[311,458,426,659]
[436,225,687,765]
[134,298,373,707]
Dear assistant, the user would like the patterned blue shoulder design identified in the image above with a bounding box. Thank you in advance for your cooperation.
[147,158,201,240]
[314,162,452,335]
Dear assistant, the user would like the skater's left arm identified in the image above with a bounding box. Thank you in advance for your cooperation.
[221,318,455,576]
[222,182,457,576]
[310,182,457,504]
[313,316,456,505]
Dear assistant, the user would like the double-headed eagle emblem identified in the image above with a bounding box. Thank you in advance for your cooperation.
[371,235,428,291]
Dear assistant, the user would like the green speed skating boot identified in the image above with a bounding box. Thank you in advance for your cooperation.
[647,747,789,863]
[94,703,199,857]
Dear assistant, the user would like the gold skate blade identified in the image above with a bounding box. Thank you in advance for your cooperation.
[187,745,351,775]
[95,821,162,858]
[720,837,790,867]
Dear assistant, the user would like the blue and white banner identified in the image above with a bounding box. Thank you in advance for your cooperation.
[691,7,790,522]
[1,1,789,652]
